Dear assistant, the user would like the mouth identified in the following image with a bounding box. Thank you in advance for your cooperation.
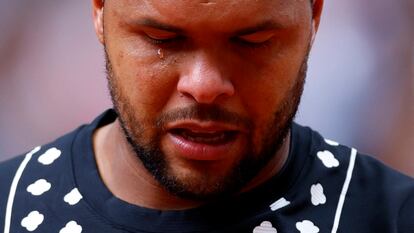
[169,128,239,145]
[164,121,244,161]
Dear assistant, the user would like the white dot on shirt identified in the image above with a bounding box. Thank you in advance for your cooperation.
[317,150,340,168]
[64,188,83,205]
[59,221,82,233]
[253,221,277,233]
[38,148,62,165]
[27,179,51,196]
[269,197,291,211]
[21,211,44,232]
[296,220,319,233]
[325,139,339,146]
[310,183,326,206]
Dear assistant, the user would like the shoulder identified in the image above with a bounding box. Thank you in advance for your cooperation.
[352,152,414,232]
[0,154,28,218]
[0,126,85,225]
[295,123,414,232]
[0,124,85,187]
[353,151,414,193]
[293,123,414,192]
[0,154,27,189]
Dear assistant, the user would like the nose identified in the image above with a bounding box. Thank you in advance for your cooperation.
[177,52,235,104]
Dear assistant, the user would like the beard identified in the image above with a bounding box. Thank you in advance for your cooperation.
[105,49,308,201]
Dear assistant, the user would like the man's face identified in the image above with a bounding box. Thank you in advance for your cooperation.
[97,0,317,200]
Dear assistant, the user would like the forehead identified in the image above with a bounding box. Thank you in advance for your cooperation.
[106,0,311,30]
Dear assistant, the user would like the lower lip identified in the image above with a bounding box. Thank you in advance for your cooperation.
[166,133,240,161]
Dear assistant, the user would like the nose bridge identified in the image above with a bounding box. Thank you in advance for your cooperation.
[192,51,221,86]
[177,49,234,104]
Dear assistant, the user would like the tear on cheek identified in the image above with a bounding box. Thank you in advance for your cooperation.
[157,48,165,59]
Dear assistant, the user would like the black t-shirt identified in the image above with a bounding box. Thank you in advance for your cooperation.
[1,109,413,233]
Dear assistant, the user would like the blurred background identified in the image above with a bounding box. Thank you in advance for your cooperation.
[0,1,413,176]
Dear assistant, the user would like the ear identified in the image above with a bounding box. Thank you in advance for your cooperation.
[92,0,105,44]
[310,0,324,45]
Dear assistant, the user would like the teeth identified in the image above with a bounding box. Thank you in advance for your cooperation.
[174,129,235,144]
[182,131,225,143]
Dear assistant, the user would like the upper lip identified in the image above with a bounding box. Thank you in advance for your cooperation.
[165,120,246,133]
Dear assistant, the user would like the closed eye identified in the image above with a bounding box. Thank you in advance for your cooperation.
[143,28,181,44]
[236,30,276,44]
[146,34,179,44]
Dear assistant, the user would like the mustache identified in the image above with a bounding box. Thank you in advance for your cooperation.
[155,104,253,130]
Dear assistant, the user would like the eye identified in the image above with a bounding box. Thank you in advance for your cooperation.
[235,31,275,48]
[144,29,180,44]
[145,33,178,44]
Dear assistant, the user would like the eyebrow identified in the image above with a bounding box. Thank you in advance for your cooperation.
[133,18,284,35]
[234,21,285,35]
[133,18,184,33]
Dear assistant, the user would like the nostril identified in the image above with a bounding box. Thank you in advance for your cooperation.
[178,86,233,104]
[177,75,235,103]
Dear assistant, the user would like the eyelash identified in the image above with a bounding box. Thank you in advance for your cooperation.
[145,36,180,45]
[144,35,272,51]
[233,38,272,50]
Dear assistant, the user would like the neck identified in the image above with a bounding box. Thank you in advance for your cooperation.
[93,119,290,210]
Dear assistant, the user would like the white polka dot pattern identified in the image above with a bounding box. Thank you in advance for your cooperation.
[64,188,83,206]
[269,197,290,211]
[317,150,340,168]
[21,211,44,232]
[253,221,277,233]
[296,220,319,233]
[26,179,51,196]
[310,183,326,206]
[59,221,82,233]
[37,148,61,165]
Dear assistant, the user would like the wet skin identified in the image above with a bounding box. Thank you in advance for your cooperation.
[92,0,323,210]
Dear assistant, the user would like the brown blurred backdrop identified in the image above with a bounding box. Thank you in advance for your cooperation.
[0,1,413,176]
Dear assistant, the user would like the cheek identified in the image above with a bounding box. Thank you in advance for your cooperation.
[109,42,180,121]
[234,53,303,149]
[236,61,297,117]
[233,36,307,111]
